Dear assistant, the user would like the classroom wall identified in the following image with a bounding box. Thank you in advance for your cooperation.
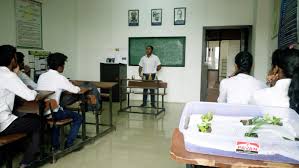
[0,0,78,79]
[1,0,276,103]
[252,0,275,81]
[107,0,256,102]
[77,0,112,81]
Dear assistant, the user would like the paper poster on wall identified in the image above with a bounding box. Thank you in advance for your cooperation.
[15,0,42,49]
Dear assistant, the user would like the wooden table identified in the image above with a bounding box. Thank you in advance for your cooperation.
[16,91,55,114]
[119,79,167,116]
[15,91,54,161]
[71,80,117,128]
[170,128,299,168]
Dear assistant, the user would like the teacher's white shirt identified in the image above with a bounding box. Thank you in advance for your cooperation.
[251,79,291,108]
[139,54,161,74]
[218,73,266,104]
[0,67,37,132]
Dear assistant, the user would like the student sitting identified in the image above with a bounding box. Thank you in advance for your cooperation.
[252,48,299,112]
[0,45,40,168]
[217,51,266,104]
[16,52,37,89]
[37,53,82,150]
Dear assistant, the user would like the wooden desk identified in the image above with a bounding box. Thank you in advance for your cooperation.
[170,128,299,168]
[119,79,167,116]
[15,91,54,162]
[71,80,117,128]
[16,91,55,114]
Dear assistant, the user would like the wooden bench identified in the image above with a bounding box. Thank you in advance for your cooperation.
[0,133,27,146]
[0,133,27,168]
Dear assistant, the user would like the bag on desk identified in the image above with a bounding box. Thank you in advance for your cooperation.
[79,82,102,112]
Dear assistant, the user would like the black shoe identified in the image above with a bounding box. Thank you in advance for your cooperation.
[140,103,147,107]
[151,104,156,108]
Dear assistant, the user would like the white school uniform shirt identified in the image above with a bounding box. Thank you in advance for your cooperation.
[37,69,80,115]
[251,79,291,108]
[217,73,266,104]
[0,67,37,132]
[139,54,161,74]
[18,71,37,90]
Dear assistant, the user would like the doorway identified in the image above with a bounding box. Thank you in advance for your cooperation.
[200,26,252,102]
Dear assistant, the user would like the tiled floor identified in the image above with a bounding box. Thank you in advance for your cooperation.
[42,101,185,168]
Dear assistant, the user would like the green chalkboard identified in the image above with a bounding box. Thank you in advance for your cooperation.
[129,37,186,67]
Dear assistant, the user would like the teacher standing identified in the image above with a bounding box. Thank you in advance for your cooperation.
[139,45,161,108]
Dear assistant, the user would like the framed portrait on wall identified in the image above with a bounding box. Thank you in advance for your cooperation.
[174,7,186,25]
[151,9,162,26]
[128,10,139,26]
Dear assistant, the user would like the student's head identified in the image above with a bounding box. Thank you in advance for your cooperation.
[16,52,25,69]
[0,45,18,71]
[146,45,153,56]
[271,49,281,69]
[234,51,253,75]
[275,48,299,113]
[47,52,68,73]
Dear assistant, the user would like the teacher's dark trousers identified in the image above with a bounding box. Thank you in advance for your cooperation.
[143,73,156,105]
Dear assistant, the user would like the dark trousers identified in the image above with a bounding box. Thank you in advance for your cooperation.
[143,73,156,105]
[0,114,41,165]
[52,109,82,148]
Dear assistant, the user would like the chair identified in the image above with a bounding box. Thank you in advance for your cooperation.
[45,99,73,162]
[0,133,27,168]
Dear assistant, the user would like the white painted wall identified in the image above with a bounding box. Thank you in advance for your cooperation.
[106,0,256,102]
[252,0,275,81]
[77,0,112,81]
[0,0,78,79]
[1,0,277,103]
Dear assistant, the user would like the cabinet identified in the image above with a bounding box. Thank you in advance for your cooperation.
[100,63,127,102]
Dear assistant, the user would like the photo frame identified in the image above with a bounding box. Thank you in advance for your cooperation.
[151,9,162,26]
[174,7,186,25]
[128,10,139,26]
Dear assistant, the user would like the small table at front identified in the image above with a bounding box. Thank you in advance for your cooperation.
[16,91,55,158]
[71,80,117,134]
[119,79,167,116]
[170,128,299,168]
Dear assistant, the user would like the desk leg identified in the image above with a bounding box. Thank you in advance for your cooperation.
[157,88,159,115]
[95,109,100,135]
[80,101,87,141]
[119,80,122,114]
[109,89,113,127]
[127,93,130,108]
[38,100,46,158]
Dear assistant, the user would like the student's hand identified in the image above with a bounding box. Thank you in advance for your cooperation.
[24,65,31,76]
[79,87,90,94]
[13,65,20,75]
[266,73,279,86]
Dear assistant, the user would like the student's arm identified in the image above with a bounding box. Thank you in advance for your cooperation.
[60,76,80,94]
[18,71,37,90]
[6,73,37,101]
[217,80,227,103]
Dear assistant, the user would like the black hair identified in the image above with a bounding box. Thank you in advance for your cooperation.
[278,48,299,113]
[47,52,68,70]
[146,45,154,51]
[16,52,25,65]
[234,51,253,75]
[271,49,281,69]
[0,45,16,67]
